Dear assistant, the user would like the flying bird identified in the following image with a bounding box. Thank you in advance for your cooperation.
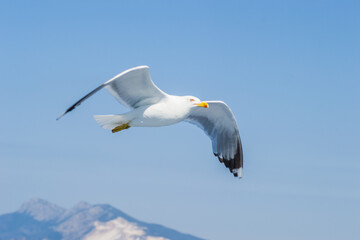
[57,66,243,178]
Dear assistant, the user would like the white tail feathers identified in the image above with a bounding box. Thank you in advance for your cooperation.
[93,115,128,130]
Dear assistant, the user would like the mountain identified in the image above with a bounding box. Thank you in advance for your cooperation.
[0,198,205,240]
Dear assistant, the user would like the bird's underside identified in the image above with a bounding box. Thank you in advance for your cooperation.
[57,66,243,178]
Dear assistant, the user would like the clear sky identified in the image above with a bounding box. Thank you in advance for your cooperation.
[1,1,359,239]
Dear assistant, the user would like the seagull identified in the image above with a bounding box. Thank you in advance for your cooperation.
[57,66,243,178]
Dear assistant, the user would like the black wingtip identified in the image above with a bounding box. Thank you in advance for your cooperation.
[56,83,107,121]
[56,112,66,121]
[217,139,243,178]
[56,106,74,120]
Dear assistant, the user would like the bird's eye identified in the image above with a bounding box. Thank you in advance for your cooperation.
[190,99,195,102]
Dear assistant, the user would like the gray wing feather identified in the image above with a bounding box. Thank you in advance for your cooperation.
[104,66,167,108]
[57,66,167,120]
[186,101,243,177]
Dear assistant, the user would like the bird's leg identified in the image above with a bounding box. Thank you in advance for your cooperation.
[112,123,131,133]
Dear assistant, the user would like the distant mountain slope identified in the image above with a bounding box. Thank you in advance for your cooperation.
[0,212,61,240]
[0,198,205,240]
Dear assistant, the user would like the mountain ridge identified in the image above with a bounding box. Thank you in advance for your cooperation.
[0,198,205,240]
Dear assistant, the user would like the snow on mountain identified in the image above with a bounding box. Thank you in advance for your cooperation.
[0,198,205,240]
[84,217,169,240]
[54,203,133,240]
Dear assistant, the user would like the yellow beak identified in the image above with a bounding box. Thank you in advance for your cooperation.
[196,102,209,108]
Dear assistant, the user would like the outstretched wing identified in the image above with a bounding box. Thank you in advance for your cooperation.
[57,66,167,120]
[104,66,167,108]
[186,101,243,178]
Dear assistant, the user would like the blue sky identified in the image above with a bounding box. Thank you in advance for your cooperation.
[1,1,359,239]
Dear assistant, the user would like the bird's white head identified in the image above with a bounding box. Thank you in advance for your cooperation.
[183,96,209,109]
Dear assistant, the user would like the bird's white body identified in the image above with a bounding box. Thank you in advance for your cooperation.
[58,66,243,178]
[94,95,197,130]
[129,95,192,127]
